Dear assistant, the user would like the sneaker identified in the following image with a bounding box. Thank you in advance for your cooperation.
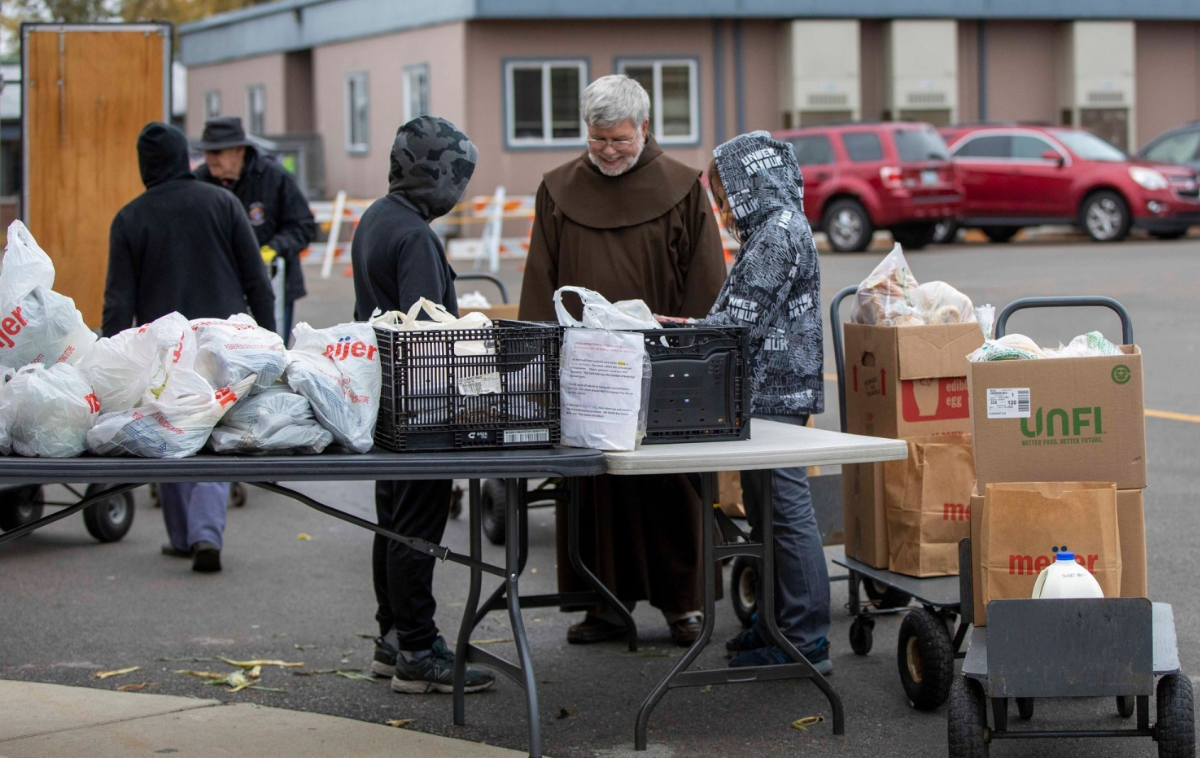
[191,542,221,573]
[730,642,833,676]
[372,629,399,678]
[391,637,495,694]
[725,626,766,655]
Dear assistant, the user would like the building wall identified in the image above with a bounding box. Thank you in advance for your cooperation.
[186,53,286,136]
[860,20,887,120]
[285,50,316,133]
[957,20,980,123]
[463,18,777,197]
[1135,21,1200,149]
[983,21,1060,124]
[312,22,468,198]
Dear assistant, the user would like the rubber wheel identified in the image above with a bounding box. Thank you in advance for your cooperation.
[933,219,959,244]
[890,223,937,250]
[480,479,507,546]
[82,484,135,543]
[849,616,875,656]
[1016,697,1034,721]
[730,556,758,628]
[980,226,1021,243]
[1151,229,1189,241]
[149,482,160,507]
[865,580,912,610]
[823,199,874,253]
[1156,673,1195,758]
[948,676,989,757]
[0,485,45,532]
[897,607,955,711]
[229,482,247,508]
[449,485,463,520]
[1117,695,1136,718]
[1080,190,1131,242]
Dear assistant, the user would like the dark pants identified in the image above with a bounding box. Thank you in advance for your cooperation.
[740,414,830,657]
[373,479,453,651]
[282,301,295,346]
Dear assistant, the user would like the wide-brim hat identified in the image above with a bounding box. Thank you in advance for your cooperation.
[193,116,253,151]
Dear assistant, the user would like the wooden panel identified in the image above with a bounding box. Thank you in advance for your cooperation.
[25,28,167,327]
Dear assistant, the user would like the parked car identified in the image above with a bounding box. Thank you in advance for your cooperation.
[773,122,962,252]
[1137,121,1200,174]
[941,124,1200,242]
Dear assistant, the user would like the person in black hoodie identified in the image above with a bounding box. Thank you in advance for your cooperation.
[104,121,275,574]
[352,116,494,695]
[194,117,316,341]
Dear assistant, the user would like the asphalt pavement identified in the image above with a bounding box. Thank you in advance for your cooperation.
[1,230,1197,757]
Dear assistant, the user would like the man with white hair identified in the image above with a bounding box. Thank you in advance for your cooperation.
[519,75,726,647]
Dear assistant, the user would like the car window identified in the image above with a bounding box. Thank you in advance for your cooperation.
[1049,129,1127,161]
[952,135,1011,159]
[842,132,884,162]
[789,135,835,166]
[1012,135,1057,160]
[1142,130,1200,164]
[894,127,949,162]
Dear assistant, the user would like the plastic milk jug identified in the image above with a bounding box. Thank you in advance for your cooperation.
[1031,552,1105,599]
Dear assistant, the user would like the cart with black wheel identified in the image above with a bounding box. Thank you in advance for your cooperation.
[0,482,135,543]
[828,283,970,711]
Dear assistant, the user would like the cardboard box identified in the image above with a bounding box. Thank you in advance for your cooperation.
[842,322,982,567]
[970,485,1147,626]
[968,346,1146,489]
[459,303,520,321]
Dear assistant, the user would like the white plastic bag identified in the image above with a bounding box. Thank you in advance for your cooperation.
[851,243,921,326]
[899,281,977,325]
[2,363,98,457]
[0,221,96,368]
[559,327,649,451]
[208,384,333,454]
[87,370,252,458]
[285,322,381,453]
[191,314,287,391]
[79,312,195,413]
[554,286,661,330]
[0,368,13,454]
[371,299,494,357]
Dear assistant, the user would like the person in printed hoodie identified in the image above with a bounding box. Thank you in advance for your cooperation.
[704,131,831,674]
[350,116,494,695]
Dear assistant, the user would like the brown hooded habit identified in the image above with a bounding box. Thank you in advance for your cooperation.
[519,135,727,618]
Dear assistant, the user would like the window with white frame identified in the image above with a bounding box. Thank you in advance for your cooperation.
[345,71,369,153]
[403,63,429,123]
[246,84,265,135]
[505,60,586,146]
[617,59,699,144]
[205,90,221,120]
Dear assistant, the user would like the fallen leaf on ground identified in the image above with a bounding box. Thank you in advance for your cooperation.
[386,719,414,728]
[700,685,713,694]
[473,638,514,646]
[335,671,377,683]
[176,670,226,680]
[116,682,155,692]
[249,685,286,693]
[219,658,304,669]
[354,632,375,639]
[791,715,825,732]
[95,666,141,680]
[297,533,312,541]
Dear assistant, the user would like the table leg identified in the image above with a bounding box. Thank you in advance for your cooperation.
[634,471,718,750]
[472,479,532,630]
[567,477,638,651]
[454,479,484,726]
[504,477,542,758]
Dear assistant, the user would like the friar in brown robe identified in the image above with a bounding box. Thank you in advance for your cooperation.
[519,80,727,646]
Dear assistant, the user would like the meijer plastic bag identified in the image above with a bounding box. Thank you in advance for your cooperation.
[192,314,287,391]
[2,363,98,457]
[285,322,381,453]
[208,384,333,454]
[80,312,194,413]
[0,221,96,368]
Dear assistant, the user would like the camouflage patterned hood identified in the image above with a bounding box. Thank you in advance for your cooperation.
[387,116,478,220]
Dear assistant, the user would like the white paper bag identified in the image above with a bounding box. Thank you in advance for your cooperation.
[559,327,648,451]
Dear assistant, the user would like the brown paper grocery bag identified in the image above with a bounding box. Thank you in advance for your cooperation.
[980,482,1121,618]
[885,433,974,577]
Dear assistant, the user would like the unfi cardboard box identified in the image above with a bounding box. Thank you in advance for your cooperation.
[968,346,1146,489]
[969,486,1147,626]
[841,322,983,567]
[459,304,520,321]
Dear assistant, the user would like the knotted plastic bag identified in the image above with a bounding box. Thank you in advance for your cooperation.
[2,362,98,457]
[191,313,287,391]
[285,322,381,453]
[208,384,333,455]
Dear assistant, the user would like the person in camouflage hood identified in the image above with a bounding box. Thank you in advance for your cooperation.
[704,131,832,674]
[350,116,494,696]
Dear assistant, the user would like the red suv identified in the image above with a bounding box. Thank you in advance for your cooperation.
[942,124,1200,242]
[773,122,962,252]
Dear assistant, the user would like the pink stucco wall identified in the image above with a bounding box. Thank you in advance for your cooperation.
[186,53,286,137]
[1136,22,1200,149]
[983,21,1060,124]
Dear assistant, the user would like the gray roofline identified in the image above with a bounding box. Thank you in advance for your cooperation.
[180,0,1200,67]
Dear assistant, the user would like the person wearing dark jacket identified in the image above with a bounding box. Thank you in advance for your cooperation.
[352,116,494,695]
[703,131,831,674]
[195,116,316,341]
[104,121,275,573]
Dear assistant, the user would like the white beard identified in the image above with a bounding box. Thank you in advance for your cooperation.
[587,138,646,177]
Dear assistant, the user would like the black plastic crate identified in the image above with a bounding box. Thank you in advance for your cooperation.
[640,325,751,443]
[373,320,561,452]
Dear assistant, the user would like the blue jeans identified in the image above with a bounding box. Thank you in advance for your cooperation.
[161,482,230,550]
[740,414,830,656]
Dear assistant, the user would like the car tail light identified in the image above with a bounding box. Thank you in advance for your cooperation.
[880,166,903,189]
